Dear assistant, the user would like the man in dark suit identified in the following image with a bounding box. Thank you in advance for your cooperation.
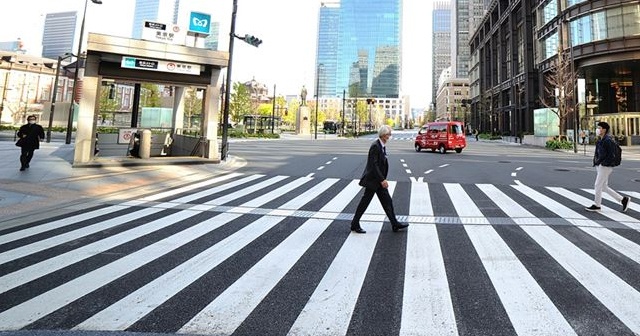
[16,115,45,171]
[350,125,409,234]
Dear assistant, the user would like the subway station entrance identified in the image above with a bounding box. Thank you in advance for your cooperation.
[72,33,228,166]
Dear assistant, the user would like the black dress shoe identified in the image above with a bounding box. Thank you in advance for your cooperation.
[19,167,26,171]
[392,222,409,232]
[351,227,366,234]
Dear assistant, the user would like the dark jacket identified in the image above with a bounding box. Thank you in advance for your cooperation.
[17,123,45,150]
[359,139,388,190]
[593,134,617,167]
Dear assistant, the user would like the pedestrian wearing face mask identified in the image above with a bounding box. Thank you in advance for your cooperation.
[16,115,45,171]
[585,121,630,212]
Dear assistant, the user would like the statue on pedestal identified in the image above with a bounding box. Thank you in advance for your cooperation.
[300,85,308,106]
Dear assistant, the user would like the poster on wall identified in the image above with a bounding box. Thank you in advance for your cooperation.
[533,108,560,137]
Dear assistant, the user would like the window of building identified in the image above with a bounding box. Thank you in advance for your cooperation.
[542,32,559,60]
[541,0,558,26]
[607,7,624,39]
[622,4,640,36]
[567,0,587,7]
[575,15,593,45]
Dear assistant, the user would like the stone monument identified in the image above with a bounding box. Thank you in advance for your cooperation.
[297,85,311,135]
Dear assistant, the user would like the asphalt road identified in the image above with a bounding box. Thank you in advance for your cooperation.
[1,133,639,336]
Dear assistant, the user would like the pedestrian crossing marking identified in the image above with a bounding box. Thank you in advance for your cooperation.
[288,221,383,336]
[181,218,332,335]
[0,172,638,335]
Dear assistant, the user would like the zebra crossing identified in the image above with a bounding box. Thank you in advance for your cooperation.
[0,172,639,335]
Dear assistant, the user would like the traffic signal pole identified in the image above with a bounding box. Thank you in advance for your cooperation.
[221,0,237,161]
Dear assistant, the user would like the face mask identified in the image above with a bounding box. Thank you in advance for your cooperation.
[28,120,35,124]
[595,128,601,136]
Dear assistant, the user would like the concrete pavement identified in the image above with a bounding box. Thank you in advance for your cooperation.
[0,137,245,226]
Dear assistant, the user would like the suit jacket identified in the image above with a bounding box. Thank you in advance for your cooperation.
[359,139,388,190]
[17,123,45,150]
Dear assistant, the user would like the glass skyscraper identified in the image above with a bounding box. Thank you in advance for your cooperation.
[432,0,451,105]
[41,11,77,59]
[132,0,180,39]
[316,2,340,98]
[317,0,401,98]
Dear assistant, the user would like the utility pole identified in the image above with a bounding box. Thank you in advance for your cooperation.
[271,84,276,133]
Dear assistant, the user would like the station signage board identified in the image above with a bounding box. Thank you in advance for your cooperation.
[188,12,211,35]
[141,20,186,45]
[121,57,200,75]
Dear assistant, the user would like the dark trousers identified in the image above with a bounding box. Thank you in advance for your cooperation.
[20,147,35,168]
[351,187,400,227]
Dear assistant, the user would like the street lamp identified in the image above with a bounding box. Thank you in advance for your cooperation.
[47,53,73,143]
[271,84,276,133]
[315,63,323,139]
[65,0,102,144]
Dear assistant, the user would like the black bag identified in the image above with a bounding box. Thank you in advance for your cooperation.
[15,138,24,147]
[613,141,622,166]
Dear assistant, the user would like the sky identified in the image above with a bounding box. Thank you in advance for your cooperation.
[0,0,432,109]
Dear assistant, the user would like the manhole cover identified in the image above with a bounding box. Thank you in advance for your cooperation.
[554,168,571,172]
[634,179,640,183]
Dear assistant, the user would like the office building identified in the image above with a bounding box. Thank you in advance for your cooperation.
[330,0,401,99]
[132,0,180,39]
[451,0,486,78]
[432,1,451,108]
[41,11,77,59]
[315,2,340,98]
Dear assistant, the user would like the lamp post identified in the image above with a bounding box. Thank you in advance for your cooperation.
[341,89,346,136]
[315,63,323,139]
[271,84,276,133]
[47,53,73,143]
[566,19,578,153]
[65,0,102,144]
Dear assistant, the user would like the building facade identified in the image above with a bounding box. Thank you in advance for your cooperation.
[436,66,471,124]
[536,0,640,143]
[331,0,401,99]
[469,0,537,136]
[0,53,68,125]
[41,11,78,59]
[432,0,452,108]
[470,0,640,144]
[451,0,487,78]
[132,0,179,39]
[316,2,340,98]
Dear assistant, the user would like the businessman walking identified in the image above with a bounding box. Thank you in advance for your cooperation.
[350,125,409,234]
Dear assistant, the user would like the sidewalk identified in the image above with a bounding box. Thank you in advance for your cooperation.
[0,139,246,225]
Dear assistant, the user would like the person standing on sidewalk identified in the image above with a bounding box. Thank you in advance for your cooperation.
[350,125,409,234]
[585,121,630,212]
[16,115,45,171]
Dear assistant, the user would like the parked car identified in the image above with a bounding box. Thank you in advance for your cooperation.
[414,121,466,153]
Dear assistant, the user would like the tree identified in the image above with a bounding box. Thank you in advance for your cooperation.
[539,44,575,137]
[230,81,251,124]
[140,83,161,107]
[183,87,202,129]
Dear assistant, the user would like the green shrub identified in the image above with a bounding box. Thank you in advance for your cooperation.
[545,139,574,150]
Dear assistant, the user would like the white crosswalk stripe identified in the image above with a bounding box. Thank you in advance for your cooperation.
[0,172,638,335]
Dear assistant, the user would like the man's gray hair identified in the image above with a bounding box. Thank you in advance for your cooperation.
[378,125,392,138]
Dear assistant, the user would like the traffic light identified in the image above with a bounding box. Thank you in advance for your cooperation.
[243,34,262,47]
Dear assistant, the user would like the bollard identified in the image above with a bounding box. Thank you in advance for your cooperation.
[139,129,151,159]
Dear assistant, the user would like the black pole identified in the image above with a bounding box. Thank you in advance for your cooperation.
[46,55,63,143]
[221,0,238,161]
[271,84,276,133]
[315,64,321,139]
[66,0,88,144]
[341,89,345,136]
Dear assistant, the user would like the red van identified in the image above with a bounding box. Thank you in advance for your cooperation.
[414,121,466,153]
